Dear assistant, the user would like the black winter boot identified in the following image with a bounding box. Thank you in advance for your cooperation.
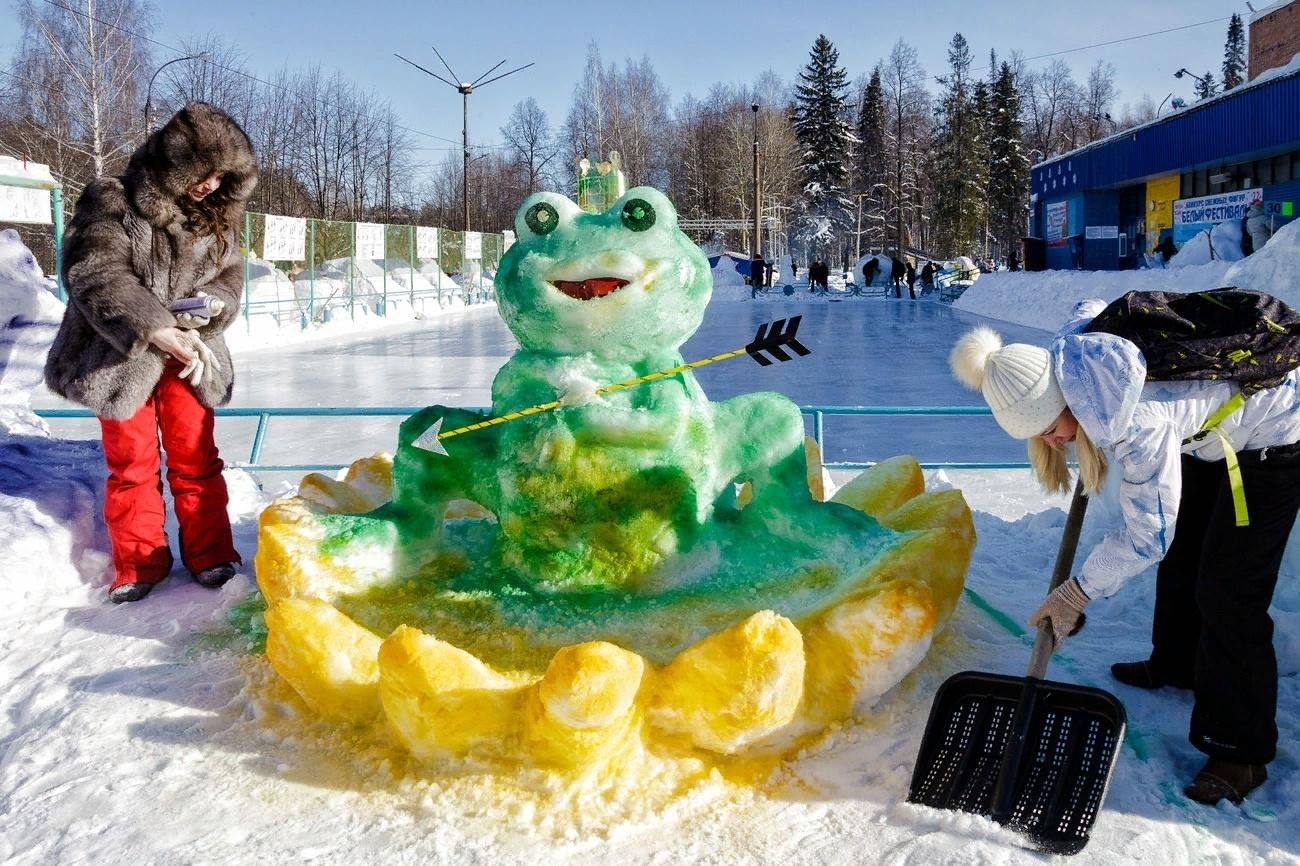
[1185,758,1268,805]
[109,582,157,604]
[193,562,237,588]
[1110,659,1193,690]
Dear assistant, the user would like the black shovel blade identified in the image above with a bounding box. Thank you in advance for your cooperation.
[907,671,1126,856]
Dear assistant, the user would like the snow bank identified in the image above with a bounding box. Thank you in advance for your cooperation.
[953,259,1236,331]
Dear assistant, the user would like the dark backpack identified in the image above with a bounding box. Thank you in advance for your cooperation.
[1083,288,1300,527]
[1084,288,1300,394]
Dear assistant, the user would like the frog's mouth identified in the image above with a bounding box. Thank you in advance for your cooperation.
[546,252,663,302]
[551,278,629,301]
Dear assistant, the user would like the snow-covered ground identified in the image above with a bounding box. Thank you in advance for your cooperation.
[7,225,1300,864]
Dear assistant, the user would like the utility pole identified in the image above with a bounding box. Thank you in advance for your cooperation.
[396,48,534,232]
[752,103,761,259]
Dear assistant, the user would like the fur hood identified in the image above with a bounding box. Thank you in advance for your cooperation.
[44,102,258,420]
[124,101,257,228]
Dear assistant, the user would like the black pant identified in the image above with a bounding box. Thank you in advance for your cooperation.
[1149,445,1300,764]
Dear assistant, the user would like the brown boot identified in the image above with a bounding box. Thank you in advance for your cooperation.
[1184,758,1267,805]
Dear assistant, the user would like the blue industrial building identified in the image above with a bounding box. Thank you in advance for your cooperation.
[1029,62,1300,270]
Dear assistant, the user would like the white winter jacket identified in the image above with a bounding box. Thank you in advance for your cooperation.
[1052,299,1300,599]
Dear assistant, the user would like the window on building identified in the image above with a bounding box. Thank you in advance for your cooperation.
[1273,153,1290,184]
[1194,168,1208,196]
[1293,150,1300,181]
[1182,173,1194,198]
[1255,158,1272,186]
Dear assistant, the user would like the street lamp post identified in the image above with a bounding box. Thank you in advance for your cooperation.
[751,103,761,260]
[144,53,208,138]
[397,48,533,232]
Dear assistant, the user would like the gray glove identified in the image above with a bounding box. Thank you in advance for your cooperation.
[1028,577,1090,648]
[176,331,220,388]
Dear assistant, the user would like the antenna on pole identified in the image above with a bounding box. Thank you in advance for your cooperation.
[396,48,535,234]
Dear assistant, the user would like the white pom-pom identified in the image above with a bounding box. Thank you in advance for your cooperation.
[950,326,1004,391]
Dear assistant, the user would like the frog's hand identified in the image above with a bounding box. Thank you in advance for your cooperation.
[395,405,501,517]
[712,393,809,504]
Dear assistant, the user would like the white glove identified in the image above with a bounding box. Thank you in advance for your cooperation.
[177,331,220,388]
[175,292,226,329]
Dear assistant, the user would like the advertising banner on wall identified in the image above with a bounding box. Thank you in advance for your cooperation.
[262,215,306,261]
[1045,201,1069,246]
[1172,188,1262,244]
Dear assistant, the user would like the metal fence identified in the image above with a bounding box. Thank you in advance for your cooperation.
[34,404,1030,474]
[237,212,508,331]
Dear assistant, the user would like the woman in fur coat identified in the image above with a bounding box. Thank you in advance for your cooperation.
[45,102,258,604]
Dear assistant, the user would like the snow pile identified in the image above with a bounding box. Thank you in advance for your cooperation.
[853,253,892,287]
[953,259,1236,330]
[1169,230,1215,267]
[711,254,747,287]
[1225,216,1300,294]
[0,228,63,430]
[1210,219,1247,262]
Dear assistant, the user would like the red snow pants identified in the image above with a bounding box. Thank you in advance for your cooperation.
[98,362,239,590]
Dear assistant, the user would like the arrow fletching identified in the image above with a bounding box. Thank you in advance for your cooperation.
[745,315,810,366]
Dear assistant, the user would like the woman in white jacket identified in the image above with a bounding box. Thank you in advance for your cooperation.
[951,300,1300,807]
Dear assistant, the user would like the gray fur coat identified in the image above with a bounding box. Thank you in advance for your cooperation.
[44,102,259,420]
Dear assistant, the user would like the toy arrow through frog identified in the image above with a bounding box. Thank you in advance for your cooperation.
[412,316,811,457]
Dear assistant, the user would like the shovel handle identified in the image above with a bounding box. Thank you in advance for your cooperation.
[1027,480,1089,680]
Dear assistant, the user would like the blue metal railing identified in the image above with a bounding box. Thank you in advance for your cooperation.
[34,404,1031,472]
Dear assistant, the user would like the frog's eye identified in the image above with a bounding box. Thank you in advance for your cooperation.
[621,198,656,232]
[524,201,560,236]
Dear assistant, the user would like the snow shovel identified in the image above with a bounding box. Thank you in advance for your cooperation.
[907,482,1126,856]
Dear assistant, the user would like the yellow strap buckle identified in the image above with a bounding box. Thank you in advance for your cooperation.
[1183,393,1249,527]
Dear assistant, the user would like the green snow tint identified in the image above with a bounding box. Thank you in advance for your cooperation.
[328,498,905,672]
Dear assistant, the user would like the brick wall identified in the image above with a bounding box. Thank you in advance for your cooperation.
[1250,1,1300,80]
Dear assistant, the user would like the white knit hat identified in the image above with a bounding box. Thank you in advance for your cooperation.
[950,326,1065,439]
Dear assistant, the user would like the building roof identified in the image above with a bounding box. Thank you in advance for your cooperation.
[1037,51,1300,174]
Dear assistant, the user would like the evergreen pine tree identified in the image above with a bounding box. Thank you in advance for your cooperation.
[931,33,988,257]
[793,34,856,262]
[854,68,887,256]
[1222,13,1246,90]
[987,62,1028,261]
[1195,71,1219,100]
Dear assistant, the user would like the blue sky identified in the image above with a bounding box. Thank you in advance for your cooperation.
[2,0,1247,170]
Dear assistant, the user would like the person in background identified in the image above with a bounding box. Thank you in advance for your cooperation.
[44,102,259,603]
[1157,232,1178,264]
[920,260,936,290]
[950,307,1300,807]
[905,260,918,299]
[1245,201,1272,255]
[750,252,766,289]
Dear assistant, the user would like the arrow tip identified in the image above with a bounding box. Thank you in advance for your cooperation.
[413,417,449,456]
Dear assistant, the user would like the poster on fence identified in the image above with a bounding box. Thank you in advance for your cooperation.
[416,226,439,259]
[262,215,306,261]
[0,185,52,225]
[463,231,482,260]
[355,222,385,260]
[503,229,515,253]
